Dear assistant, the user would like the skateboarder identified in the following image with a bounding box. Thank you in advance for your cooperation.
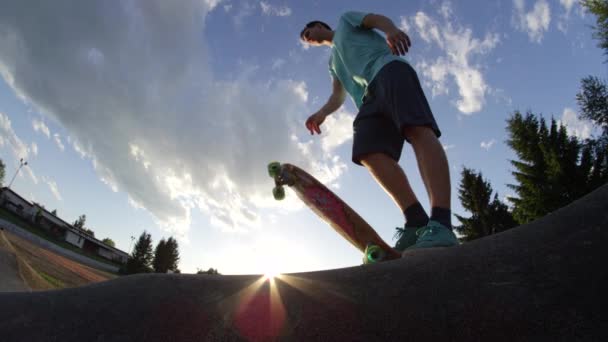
[301,12,459,252]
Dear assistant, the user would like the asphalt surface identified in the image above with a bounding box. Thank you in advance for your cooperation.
[0,184,607,341]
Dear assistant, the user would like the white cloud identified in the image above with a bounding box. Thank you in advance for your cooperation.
[71,139,90,159]
[0,112,37,184]
[319,107,355,155]
[204,0,222,12]
[32,119,50,138]
[260,2,291,17]
[43,177,63,201]
[54,133,65,151]
[233,2,255,28]
[31,142,38,156]
[481,139,496,150]
[271,58,286,70]
[1,113,30,162]
[299,39,311,50]
[288,80,308,102]
[443,144,455,151]
[399,17,411,33]
[0,0,347,236]
[402,4,500,114]
[559,107,594,140]
[557,0,580,33]
[513,0,551,43]
[560,0,576,13]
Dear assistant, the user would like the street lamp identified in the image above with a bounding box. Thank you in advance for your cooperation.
[128,235,136,253]
[8,158,28,189]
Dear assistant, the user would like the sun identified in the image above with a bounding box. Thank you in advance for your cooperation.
[264,268,281,281]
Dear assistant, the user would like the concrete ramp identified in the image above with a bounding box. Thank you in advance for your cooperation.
[0,184,607,341]
[0,231,29,292]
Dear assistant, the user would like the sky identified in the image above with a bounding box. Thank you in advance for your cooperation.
[0,0,604,275]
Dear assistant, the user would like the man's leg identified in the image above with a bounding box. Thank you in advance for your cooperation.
[403,126,452,226]
[359,152,430,251]
[359,152,418,213]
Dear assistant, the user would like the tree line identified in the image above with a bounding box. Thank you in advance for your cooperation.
[120,231,182,274]
[453,0,608,241]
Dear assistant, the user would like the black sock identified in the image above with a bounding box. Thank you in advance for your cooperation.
[431,207,452,229]
[404,202,429,228]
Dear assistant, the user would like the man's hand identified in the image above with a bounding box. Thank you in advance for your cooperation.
[362,14,412,55]
[305,111,328,135]
[385,27,411,56]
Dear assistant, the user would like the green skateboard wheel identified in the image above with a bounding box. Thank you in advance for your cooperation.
[272,186,285,200]
[364,244,386,264]
[268,162,281,178]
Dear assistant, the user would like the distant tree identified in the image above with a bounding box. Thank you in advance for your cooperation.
[51,209,57,216]
[102,238,115,247]
[73,214,86,230]
[153,237,180,273]
[34,208,43,224]
[582,0,608,60]
[454,168,517,241]
[123,231,154,274]
[582,137,608,189]
[0,159,5,186]
[32,202,45,209]
[577,76,608,138]
[197,268,220,275]
[83,228,95,237]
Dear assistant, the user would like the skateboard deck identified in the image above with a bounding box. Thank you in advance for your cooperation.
[268,161,401,264]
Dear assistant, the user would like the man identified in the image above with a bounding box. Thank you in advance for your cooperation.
[300,12,458,252]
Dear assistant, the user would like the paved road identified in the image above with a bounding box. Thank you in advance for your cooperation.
[0,185,607,341]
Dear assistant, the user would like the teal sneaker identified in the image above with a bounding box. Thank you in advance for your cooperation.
[393,226,422,252]
[406,220,459,250]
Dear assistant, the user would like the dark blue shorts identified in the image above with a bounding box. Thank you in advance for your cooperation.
[352,61,441,166]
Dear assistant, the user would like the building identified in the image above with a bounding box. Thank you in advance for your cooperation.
[0,187,128,264]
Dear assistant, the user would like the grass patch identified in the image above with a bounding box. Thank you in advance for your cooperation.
[36,270,65,288]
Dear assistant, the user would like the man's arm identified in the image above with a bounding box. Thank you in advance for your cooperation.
[318,77,346,116]
[361,13,411,55]
[305,78,346,135]
[361,13,396,32]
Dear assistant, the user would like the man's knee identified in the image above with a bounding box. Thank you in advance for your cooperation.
[359,152,392,167]
[402,125,435,143]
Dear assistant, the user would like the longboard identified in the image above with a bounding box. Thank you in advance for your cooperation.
[267,162,401,264]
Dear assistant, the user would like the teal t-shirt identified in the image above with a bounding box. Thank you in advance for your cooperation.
[329,11,409,109]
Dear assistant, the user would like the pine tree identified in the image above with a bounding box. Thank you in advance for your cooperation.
[454,168,516,241]
[165,237,180,272]
[124,231,154,274]
[506,111,596,224]
[153,239,167,273]
[73,214,86,230]
[0,159,5,186]
[581,0,608,61]
[153,237,180,273]
[506,112,549,223]
[577,76,608,137]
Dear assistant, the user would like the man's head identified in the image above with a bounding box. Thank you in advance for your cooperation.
[300,20,332,46]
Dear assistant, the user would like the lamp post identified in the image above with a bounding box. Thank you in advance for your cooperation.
[128,235,136,254]
[8,158,28,189]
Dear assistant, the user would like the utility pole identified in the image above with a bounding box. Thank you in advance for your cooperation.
[8,158,28,189]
